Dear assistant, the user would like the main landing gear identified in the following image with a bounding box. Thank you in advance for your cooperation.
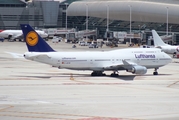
[153,68,158,75]
[110,71,119,77]
[91,71,119,77]
[91,71,106,76]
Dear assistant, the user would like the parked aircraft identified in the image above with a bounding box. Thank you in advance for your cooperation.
[152,30,178,56]
[20,24,171,76]
[0,29,48,41]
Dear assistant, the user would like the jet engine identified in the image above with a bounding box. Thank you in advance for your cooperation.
[126,66,147,75]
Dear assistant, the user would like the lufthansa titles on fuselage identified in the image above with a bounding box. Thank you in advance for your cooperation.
[62,57,76,64]
[135,54,155,59]
[62,57,76,60]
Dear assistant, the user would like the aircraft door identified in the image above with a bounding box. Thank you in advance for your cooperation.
[50,57,61,68]
[111,58,115,64]
[89,59,93,65]
[54,59,61,68]
[136,58,141,64]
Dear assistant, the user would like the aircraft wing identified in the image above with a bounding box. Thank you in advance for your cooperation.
[121,60,138,69]
[103,60,137,70]
[103,60,147,75]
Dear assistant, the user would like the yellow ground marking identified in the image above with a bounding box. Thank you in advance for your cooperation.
[0,105,13,112]
[167,81,179,87]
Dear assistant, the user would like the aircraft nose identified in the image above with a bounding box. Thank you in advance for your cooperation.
[165,53,172,63]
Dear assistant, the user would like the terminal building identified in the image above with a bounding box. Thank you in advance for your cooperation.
[0,0,66,29]
[0,0,179,44]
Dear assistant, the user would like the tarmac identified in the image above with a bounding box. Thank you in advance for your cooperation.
[0,40,179,120]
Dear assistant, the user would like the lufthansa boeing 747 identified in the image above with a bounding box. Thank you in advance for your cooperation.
[20,24,172,76]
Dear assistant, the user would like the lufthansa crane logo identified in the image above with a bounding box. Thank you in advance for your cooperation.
[26,31,38,46]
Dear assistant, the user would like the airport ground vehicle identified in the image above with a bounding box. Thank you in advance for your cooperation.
[0,37,4,42]
[78,41,89,46]
[52,36,62,43]
[89,44,98,48]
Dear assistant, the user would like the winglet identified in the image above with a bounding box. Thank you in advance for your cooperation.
[152,30,169,46]
[20,24,55,52]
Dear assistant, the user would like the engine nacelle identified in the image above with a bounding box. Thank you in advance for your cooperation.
[127,65,147,75]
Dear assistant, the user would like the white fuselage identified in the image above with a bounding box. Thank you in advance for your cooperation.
[24,48,171,71]
[157,45,179,54]
[0,30,48,39]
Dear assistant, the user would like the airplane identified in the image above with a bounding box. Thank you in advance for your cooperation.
[20,24,172,76]
[152,30,178,56]
[0,29,48,41]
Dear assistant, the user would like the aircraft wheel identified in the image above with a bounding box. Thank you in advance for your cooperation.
[102,73,106,76]
[91,71,105,76]
[110,73,119,77]
[153,72,158,75]
[91,72,97,76]
[153,68,158,75]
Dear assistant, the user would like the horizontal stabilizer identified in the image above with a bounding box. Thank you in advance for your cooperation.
[5,52,24,58]
[24,54,51,60]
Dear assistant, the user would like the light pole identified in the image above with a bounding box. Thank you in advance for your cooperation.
[129,5,132,45]
[138,25,141,43]
[86,3,88,41]
[65,3,68,40]
[106,4,109,42]
[138,25,140,32]
[166,7,169,36]
[170,25,172,34]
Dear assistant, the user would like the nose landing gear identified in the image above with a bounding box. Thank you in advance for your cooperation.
[153,68,158,75]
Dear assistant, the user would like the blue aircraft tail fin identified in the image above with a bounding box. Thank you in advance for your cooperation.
[20,24,55,52]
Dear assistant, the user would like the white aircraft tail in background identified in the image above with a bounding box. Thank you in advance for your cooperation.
[17,24,172,76]
[152,30,170,46]
[152,30,179,55]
